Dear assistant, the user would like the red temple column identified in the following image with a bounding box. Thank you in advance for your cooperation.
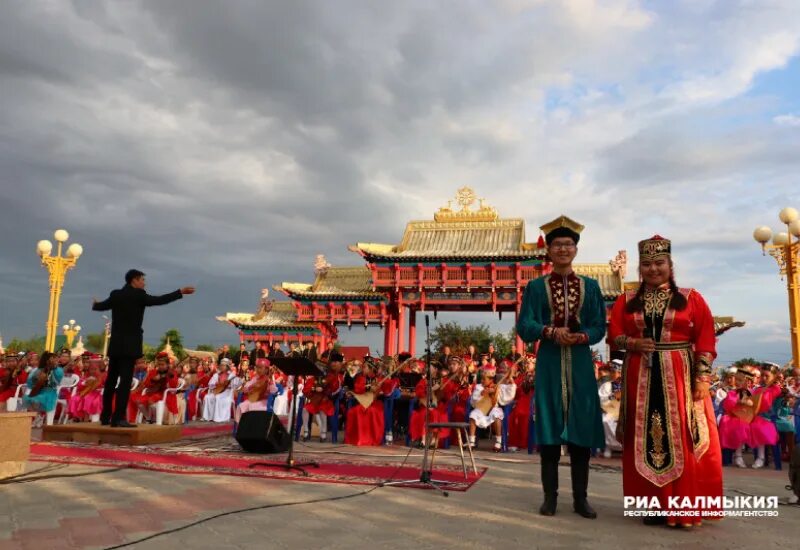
[397,305,405,355]
[408,308,417,356]
[515,308,524,355]
[385,311,398,357]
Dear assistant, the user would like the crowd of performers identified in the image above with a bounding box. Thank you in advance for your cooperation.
[1,340,799,465]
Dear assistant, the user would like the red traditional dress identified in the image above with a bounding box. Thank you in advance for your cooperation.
[448,381,472,445]
[508,374,535,450]
[187,370,211,421]
[304,372,341,418]
[408,378,449,441]
[344,374,384,446]
[610,285,723,526]
[130,370,179,417]
[0,366,27,406]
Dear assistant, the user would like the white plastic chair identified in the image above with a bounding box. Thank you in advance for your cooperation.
[56,374,80,424]
[194,387,209,421]
[6,384,28,412]
[155,379,186,425]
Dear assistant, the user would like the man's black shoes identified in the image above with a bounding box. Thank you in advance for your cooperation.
[573,498,597,519]
[539,494,557,516]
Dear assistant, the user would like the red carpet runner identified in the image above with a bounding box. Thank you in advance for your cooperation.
[29,442,485,491]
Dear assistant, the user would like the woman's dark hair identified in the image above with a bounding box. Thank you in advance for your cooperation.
[626,259,688,313]
[125,269,145,284]
[38,351,56,369]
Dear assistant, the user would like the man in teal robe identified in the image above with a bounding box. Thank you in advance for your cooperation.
[517,218,606,519]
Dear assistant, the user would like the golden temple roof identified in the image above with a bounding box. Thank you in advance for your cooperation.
[276,266,384,300]
[349,188,546,260]
[216,301,316,330]
[573,263,624,299]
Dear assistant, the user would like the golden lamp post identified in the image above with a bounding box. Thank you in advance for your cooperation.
[36,229,83,353]
[753,207,800,369]
[62,319,81,349]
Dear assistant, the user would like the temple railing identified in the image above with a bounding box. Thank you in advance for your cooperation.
[370,263,544,290]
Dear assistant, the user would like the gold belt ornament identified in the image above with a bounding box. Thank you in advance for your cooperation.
[653,341,691,351]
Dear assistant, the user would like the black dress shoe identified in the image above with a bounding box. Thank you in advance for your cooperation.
[573,498,597,519]
[100,418,110,426]
[539,494,557,516]
[111,420,137,428]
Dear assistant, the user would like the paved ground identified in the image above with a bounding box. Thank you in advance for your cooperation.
[1,431,796,550]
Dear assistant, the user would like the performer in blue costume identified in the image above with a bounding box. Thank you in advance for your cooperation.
[517,216,606,519]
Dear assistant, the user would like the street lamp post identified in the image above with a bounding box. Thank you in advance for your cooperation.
[102,315,111,358]
[37,229,83,353]
[62,319,81,349]
[753,207,800,369]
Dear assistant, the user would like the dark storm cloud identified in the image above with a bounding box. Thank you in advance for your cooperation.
[1,0,798,362]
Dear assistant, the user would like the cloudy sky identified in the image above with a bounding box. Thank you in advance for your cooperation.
[1,0,799,365]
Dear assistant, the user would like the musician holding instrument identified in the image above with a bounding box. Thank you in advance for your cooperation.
[0,353,29,411]
[202,358,238,422]
[507,356,536,452]
[408,361,451,447]
[234,358,277,423]
[22,351,64,424]
[467,365,507,451]
[517,218,606,519]
[301,354,343,442]
[608,235,723,527]
[597,362,622,458]
[344,359,386,446]
[68,354,106,421]
[130,352,179,423]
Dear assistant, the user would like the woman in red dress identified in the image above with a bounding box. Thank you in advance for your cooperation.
[609,236,722,528]
[344,361,385,446]
[507,357,535,451]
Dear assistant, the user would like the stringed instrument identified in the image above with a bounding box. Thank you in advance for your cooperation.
[732,389,762,423]
[246,375,272,403]
[473,358,521,415]
[79,376,101,397]
[213,373,232,395]
[352,357,400,409]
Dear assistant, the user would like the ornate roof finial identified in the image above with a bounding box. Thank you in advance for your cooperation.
[252,288,274,322]
[434,187,499,222]
[315,254,331,275]
[609,250,628,279]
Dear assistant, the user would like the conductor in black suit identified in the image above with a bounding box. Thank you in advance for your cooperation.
[92,269,195,427]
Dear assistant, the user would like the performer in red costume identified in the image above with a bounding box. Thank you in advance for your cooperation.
[344,360,384,446]
[609,236,723,528]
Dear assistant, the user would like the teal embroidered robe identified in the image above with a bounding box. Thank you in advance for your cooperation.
[516,273,606,448]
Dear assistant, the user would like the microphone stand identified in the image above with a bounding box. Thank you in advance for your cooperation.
[379,314,461,496]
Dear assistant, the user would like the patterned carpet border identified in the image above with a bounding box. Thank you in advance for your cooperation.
[29,441,486,491]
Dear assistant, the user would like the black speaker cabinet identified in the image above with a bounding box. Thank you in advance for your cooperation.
[235,411,291,453]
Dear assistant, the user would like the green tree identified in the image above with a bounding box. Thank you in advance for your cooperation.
[195,344,215,352]
[84,333,105,353]
[732,357,760,368]
[430,322,519,358]
[6,335,46,354]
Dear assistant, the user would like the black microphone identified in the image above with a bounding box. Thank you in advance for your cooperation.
[425,314,430,328]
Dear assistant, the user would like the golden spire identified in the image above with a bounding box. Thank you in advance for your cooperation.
[434,186,499,223]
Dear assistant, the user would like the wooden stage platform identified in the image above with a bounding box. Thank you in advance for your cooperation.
[42,423,182,446]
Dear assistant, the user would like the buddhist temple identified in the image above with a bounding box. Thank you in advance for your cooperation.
[218,187,638,355]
